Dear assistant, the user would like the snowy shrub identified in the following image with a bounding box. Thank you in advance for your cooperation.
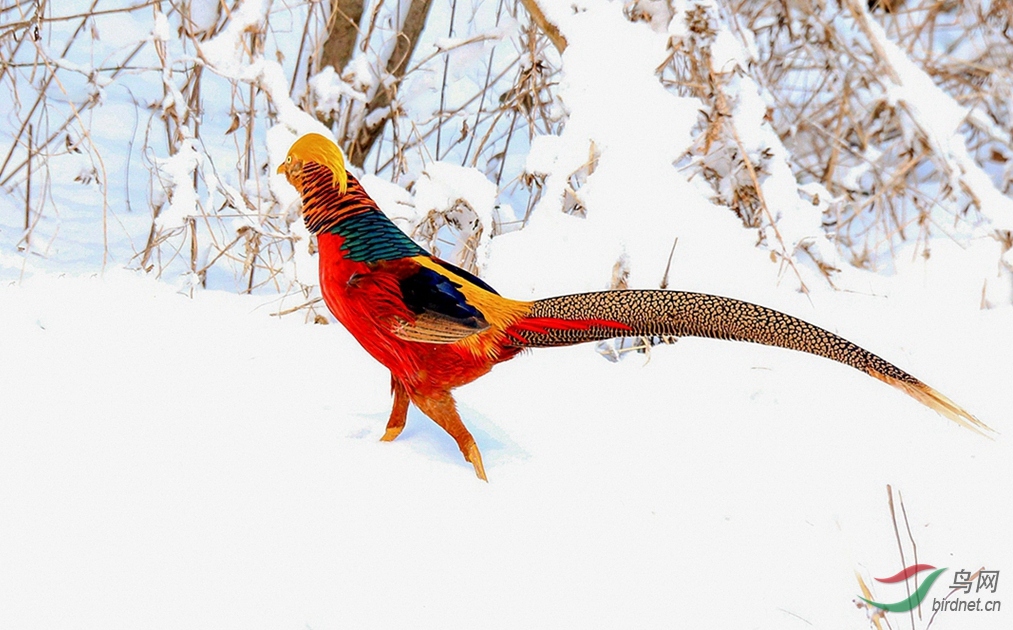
[1,0,1010,308]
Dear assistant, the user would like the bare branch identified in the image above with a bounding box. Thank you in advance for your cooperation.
[518,0,566,53]
[347,0,435,167]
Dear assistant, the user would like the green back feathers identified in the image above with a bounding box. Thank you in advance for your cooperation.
[331,211,426,262]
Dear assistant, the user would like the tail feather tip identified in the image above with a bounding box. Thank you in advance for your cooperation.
[874,372,995,438]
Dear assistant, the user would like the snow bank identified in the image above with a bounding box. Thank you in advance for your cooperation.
[0,263,1008,630]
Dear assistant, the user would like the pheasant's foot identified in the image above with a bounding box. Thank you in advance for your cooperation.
[380,426,404,442]
[465,443,488,482]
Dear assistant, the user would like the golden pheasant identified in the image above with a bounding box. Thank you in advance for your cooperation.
[277,133,989,480]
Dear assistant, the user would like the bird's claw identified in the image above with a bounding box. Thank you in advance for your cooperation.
[465,443,488,482]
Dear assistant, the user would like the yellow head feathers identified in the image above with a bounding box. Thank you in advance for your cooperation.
[277,133,349,194]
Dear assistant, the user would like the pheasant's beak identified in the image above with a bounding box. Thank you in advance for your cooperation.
[276,163,285,175]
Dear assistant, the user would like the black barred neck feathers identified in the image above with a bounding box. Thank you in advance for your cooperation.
[298,161,428,264]
[299,162,377,234]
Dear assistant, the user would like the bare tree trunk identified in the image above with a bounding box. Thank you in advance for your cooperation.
[317,0,365,75]
[346,0,434,168]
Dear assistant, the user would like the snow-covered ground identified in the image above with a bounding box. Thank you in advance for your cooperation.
[2,0,1010,628]
[1,246,1009,629]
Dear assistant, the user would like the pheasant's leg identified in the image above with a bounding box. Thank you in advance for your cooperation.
[412,392,487,481]
[381,376,410,442]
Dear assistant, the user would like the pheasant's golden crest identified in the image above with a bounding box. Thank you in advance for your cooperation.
[278,132,348,194]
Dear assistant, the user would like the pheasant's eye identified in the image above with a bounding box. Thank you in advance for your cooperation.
[286,155,292,163]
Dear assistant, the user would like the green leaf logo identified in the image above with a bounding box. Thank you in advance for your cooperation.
[860,565,947,613]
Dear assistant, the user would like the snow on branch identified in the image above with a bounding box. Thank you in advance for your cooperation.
[153,137,202,231]
[666,0,843,291]
[845,0,1013,232]
[197,0,268,77]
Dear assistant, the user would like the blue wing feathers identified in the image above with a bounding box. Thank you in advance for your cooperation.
[399,267,486,329]
[427,257,500,295]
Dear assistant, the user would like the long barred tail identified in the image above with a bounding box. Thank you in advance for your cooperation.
[510,290,990,435]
